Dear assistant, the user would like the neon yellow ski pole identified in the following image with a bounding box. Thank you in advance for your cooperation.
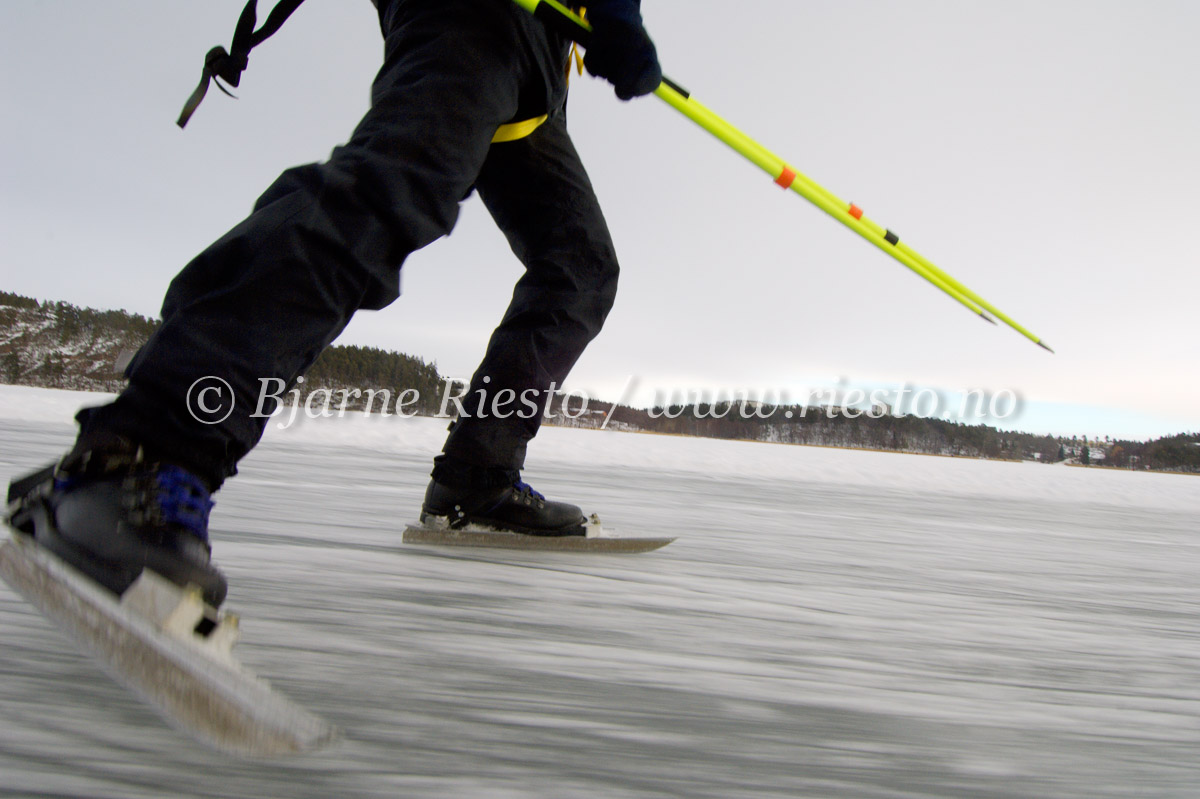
[511,0,1053,352]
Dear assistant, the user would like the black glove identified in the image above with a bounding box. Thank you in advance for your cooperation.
[582,0,662,101]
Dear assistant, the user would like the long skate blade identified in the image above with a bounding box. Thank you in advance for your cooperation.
[0,533,338,757]
[403,524,675,553]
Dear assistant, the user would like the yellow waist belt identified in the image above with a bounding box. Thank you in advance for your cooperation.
[491,114,549,143]
[491,33,584,143]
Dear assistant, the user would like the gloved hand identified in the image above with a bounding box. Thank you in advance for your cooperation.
[582,0,662,100]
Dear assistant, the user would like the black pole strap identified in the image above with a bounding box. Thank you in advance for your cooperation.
[177,0,308,129]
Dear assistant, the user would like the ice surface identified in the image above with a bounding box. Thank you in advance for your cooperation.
[1,385,1198,798]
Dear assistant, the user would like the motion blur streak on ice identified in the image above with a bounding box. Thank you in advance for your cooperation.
[1,386,1198,797]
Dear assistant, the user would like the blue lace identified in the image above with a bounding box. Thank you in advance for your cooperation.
[53,476,79,493]
[155,466,215,542]
[513,480,544,501]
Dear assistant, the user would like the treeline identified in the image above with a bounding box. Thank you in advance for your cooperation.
[605,401,1055,457]
[3,291,1196,473]
[0,292,443,409]
[555,398,1200,474]
[1,291,158,390]
[0,291,158,339]
[1103,433,1200,473]
[304,344,444,415]
[562,399,1067,460]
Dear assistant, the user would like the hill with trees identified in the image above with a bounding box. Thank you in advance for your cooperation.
[0,291,442,413]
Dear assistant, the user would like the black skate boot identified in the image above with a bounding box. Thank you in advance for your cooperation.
[421,479,587,536]
[5,439,227,608]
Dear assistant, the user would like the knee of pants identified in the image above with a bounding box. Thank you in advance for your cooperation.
[581,247,621,321]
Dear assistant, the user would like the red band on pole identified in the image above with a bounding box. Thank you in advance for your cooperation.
[848,204,864,220]
[775,167,797,189]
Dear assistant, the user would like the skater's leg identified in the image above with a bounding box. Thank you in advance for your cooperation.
[76,0,540,488]
[435,111,620,484]
[7,0,567,602]
[422,112,618,534]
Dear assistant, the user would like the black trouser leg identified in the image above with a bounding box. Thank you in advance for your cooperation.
[74,0,555,487]
[434,112,620,487]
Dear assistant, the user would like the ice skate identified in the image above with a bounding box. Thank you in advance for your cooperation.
[5,438,227,608]
[421,478,588,536]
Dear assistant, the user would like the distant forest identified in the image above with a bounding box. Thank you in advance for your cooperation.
[575,399,1199,473]
[2,291,1197,474]
[0,290,443,414]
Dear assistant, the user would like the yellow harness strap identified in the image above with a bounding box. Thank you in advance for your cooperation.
[491,8,586,144]
[492,114,549,143]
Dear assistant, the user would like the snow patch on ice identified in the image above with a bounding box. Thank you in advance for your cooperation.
[0,384,115,425]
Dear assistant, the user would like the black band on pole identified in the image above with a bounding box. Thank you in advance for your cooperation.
[661,76,690,99]
[884,230,900,246]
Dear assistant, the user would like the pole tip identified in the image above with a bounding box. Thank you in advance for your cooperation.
[980,312,998,326]
[1037,340,1055,354]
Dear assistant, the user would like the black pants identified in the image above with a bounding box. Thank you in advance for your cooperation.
[76,0,619,488]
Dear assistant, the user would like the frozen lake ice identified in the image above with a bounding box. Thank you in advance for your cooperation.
[1,386,1198,798]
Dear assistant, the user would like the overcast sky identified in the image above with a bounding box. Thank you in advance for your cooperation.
[3,1,1198,440]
